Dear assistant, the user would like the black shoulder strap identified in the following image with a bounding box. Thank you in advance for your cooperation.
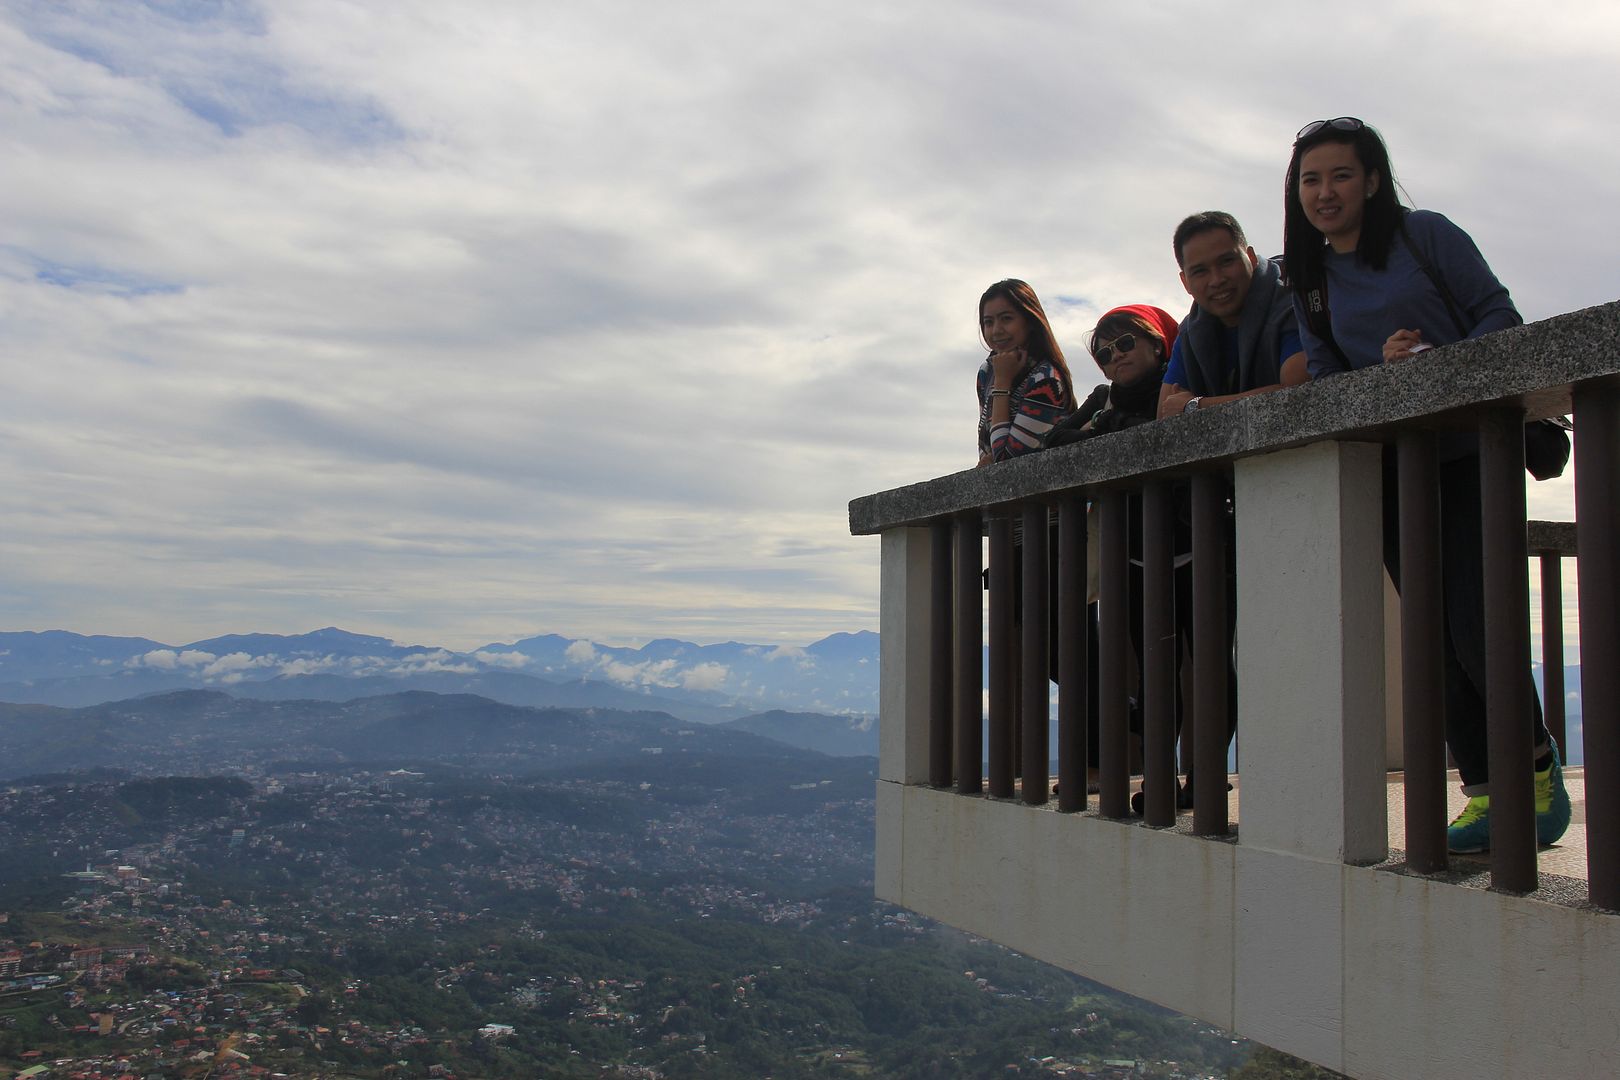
[1301,277,1353,370]
[1397,216,1470,339]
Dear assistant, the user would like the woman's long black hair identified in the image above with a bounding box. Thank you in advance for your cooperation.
[1282,120,1405,306]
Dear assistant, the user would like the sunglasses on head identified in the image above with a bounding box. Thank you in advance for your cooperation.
[1296,116,1364,141]
[1094,332,1139,366]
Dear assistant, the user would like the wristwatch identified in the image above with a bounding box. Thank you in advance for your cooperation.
[1183,397,1203,414]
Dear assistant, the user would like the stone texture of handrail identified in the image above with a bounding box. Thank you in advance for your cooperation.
[850,300,1620,535]
[1528,520,1578,556]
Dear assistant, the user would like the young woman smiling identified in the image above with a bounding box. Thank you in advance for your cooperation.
[976,279,1076,466]
[1281,117,1570,855]
[1283,117,1521,376]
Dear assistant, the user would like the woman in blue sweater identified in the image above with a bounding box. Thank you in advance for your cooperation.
[1281,117,1570,854]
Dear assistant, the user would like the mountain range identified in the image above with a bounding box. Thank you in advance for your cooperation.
[0,626,1583,764]
[0,627,879,725]
[0,688,879,781]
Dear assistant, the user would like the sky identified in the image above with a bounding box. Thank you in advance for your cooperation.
[2,0,1617,653]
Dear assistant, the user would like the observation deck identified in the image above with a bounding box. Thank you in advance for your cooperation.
[849,301,1620,1080]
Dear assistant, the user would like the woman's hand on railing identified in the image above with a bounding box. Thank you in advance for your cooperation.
[1382,328,1429,363]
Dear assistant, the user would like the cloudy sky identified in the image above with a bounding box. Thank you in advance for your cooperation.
[2,0,1616,652]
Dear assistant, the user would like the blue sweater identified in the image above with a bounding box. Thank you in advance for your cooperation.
[1293,209,1521,378]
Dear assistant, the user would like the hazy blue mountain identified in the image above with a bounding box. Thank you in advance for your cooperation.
[0,689,813,781]
[0,669,214,708]
[478,629,879,715]
[228,670,748,724]
[0,629,169,679]
[0,627,880,719]
[719,709,878,757]
[807,630,880,662]
[182,626,428,658]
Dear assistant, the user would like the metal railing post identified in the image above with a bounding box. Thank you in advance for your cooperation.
[929,521,953,788]
[1022,505,1051,804]
[1057,497,1088,813]
[1480,409,1537,892]
[988,516,1015,798]
[1191,472,1230,837]
[954,511,983,795]
[1539,552,1567,756]
[1142,481,1176,827]
[1398,431,1448,873]
[1575,378,1620,908]
[1098,491,1131,818]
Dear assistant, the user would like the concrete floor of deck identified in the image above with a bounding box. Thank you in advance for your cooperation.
[1027,766,1589,887]
[1226,767,1588,881]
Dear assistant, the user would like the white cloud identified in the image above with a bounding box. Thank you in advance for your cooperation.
[402,658,478,674]
[0,1,1614,650]
[564,640,597,664]
[127,648,220,670]
[472,649,530,669]
[599,657,681,688]
[277,656,345,676]
[199,652,269,678]
[680,662,729,692]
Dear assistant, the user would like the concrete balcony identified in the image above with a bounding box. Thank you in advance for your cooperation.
[850,301,1620,1080]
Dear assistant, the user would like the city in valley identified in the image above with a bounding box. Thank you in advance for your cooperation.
[0,634,1333,1079]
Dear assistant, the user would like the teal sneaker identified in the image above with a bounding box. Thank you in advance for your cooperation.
[1535,741,1573,848]
[1448,795,1492,854]
[1446,741,1573,855]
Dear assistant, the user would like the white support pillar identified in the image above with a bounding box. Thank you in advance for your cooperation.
[879,527,934,786]
[878,526,935,906]
[1230,441,1387,1073]
[1234,440,1388,863]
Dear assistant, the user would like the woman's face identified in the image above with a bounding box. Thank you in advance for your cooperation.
[1298,140,1379,252]
[981,294,1031,353]
[1094,326,1159,385]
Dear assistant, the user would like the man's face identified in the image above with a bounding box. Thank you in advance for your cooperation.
[1179,229,1259,327]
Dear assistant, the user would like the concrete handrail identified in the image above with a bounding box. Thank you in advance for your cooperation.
[850,300,1619,535]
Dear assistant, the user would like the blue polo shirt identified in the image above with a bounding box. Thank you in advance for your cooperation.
[1165,324,1302,392]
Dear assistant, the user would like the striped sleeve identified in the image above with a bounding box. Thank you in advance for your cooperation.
[988,364,1067,462]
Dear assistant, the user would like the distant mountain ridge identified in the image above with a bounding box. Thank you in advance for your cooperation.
[0,626,879,722]
[718,709,877,758]
[0,689,870,782]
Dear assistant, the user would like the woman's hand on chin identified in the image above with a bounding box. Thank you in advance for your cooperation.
[988,347,1027,387]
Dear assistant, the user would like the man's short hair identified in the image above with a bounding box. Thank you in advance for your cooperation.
[1173,211,1248,268]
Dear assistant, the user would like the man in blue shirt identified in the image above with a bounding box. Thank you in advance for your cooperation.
[1158,212,1309,418]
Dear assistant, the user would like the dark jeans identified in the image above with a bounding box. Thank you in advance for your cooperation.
[1382,450,1551,789]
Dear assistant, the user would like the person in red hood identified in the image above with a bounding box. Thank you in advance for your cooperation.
[1047,304,1181,445]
